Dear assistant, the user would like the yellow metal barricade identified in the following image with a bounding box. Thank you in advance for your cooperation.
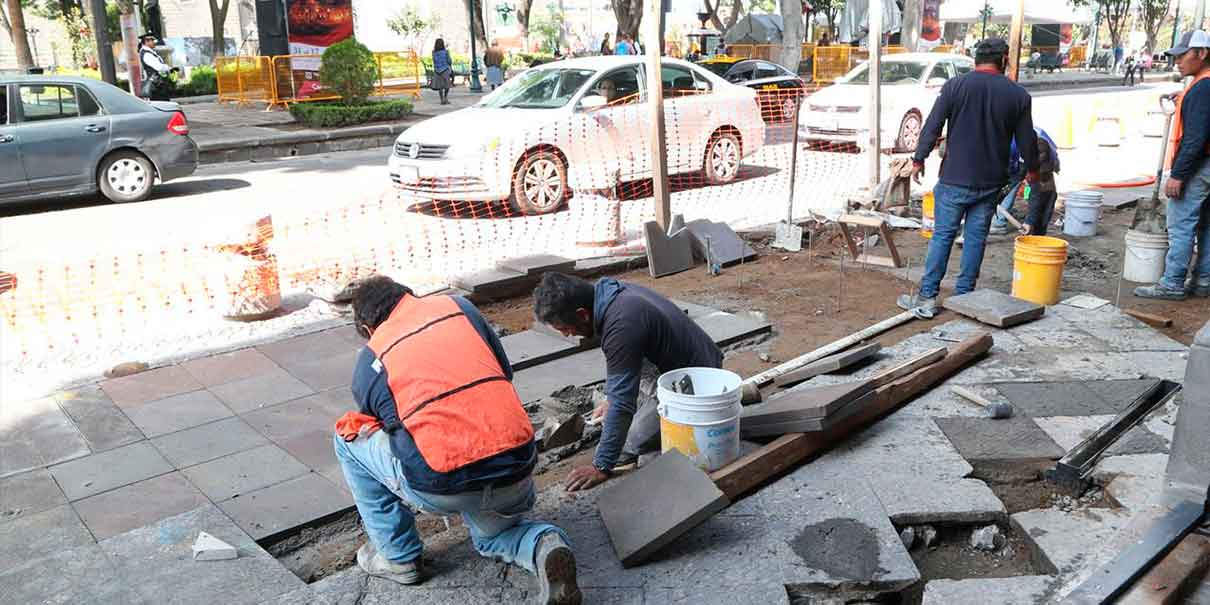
[728,44,755,58]
[374,51,423,98]
[1068,46,1087,65]
[884,45,908,55]
[270,55,341,107]
[812,46,851,83]
[216,56,274,105]
[933,45,954,54]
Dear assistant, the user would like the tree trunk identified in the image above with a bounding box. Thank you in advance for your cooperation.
[209,0,231,58]
[778,0,803,71]
[901,0,921,51]
[702,0,725,30]
[725,0,743,30]
[612,0,643,41]
[517,0,534,39]
[5,0,34,69]
[463,0,487,54]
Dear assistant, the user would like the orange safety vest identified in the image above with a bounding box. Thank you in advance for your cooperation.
[1166,69,1210,170]
[365,295,533,473]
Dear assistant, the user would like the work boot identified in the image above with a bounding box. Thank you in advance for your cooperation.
[534,532,581,605]
[1185,276,1210,298]
[357,542,424,585]
[896,294,937,319]
[1133,283,1187,301]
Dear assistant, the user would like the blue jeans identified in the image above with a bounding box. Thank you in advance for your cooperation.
[333,431,565,572]
[1160,160,1210,289]
[990,175,1024,229]
[920,182,1001,299]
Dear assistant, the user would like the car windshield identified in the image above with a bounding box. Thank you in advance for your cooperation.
[698,61,734,77]
[841,60,930,85]
[477,68,596,109]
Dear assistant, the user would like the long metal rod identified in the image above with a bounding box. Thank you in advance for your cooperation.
[787,96,802,225]
[868,0,882,188]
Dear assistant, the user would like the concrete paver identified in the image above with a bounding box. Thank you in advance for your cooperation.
[0,543,146,604]
[50,440,174,501]
[55,386,144,453]
[496,254,576,276]
[1012,507,1132,579]
[935,416,1067,464]
[240,390,350,442]
[182,347,282,387]
[281,350,359,392]
[180,443,311,501]
[942,289,1046,328]
[0,505,93,570]
[123,389,234,437]
[993,380,1122,417]
[72,471,210,539]
[275,428,342,474]
[922,575,1063,605]
[500,330,581,371]
[255,329,355,368]
[0,435,43,479]
[216,472,352,540]
[150,416,271,468]
[209,366,315,413]
[0,396,91,473]
[100,365,204,408]
[0,468,66,523]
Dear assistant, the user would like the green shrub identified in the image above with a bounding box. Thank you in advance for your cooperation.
[320,38,377,106]
[173,66,218,97]
[288,99,413,128]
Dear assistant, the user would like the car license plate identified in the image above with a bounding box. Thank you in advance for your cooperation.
[398,166,419,183]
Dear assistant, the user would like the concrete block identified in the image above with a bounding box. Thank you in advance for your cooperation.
[872,476,1007,525]
[597,450,729,567]
[511,349,607,404]
[150,416,270,469]
[50,441,174,501]
[922,576,1062,605]
[217,473,353,541]
[496,254,575,276]
[935,416,1066,463]
[1084,378,1163,408]
[500,330,581,371]
[123,389,234,438]
[693,311,773,347]
[942,289,1045,328]
[0,505,93,570]
[773,342,882,387]
[55,386,144,452]
[743,381,874,423]
[0,469,66,524]
[684,219,758,267]
[644,220,695,278]
[193,531,239,561]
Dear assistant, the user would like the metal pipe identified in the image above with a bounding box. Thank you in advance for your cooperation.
[868,0,882,188]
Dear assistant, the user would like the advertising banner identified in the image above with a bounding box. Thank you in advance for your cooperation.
[286,0,354,98]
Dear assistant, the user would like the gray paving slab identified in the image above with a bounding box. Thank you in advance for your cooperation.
[276,428,342,474]
[693,311,773,347]
[240,390,351,442]
[0,468,66,524]
[597,450,729,567]
[922,575,1063,605]
[182,347,282,387]
[684,219,758,267]
[1077,324,1189,352]
[942,289,1046,328]
[72,471,211,540]
[217,472,353,541]
[50,440,175,501]
[827,416,974,479]
[0,505,94,570]
[1090,453,1169,513]
[55,385,145,452]
[871,476,1007,525]
[934,416,1066,463]
[282,350,359,392]
[644,220,695,277]
[1011,507,1131,577]
[0,396,90,471]
[501,329,581,371]
[256,329,356,368]
[100,365,204,408]
[450,267,528,294]
[671,299,718,319]
[1084,378,1163,408]
[647,583,788,604]
[742,380,873,422]
[1034,415,1169,457]
[123,388,234,438]
[0,543,145,605]
[512,349,607,403]
[151,416,271,468]
[180,443,311,501]
[260,586,332,604]
[1008,323,1107,352]
[992,381,1113,417]
[100,504,305,605]
[209,366,316,414]
[0,434,42,478]
[496,253,575,276]
[773,342,882,386]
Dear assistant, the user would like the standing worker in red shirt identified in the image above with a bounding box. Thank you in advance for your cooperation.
[898,38,1039,319]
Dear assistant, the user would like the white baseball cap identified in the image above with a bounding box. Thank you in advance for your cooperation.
[1165,30,1210,56]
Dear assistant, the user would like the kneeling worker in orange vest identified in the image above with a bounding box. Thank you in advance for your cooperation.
[333,275,581,604]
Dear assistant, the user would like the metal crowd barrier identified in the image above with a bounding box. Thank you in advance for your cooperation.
[216,51,423,108]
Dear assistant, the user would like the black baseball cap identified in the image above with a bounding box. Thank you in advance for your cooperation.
[975,38,1009,57]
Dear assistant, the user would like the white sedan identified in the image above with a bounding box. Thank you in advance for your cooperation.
[389,56,766,215]
[798,52,974,152]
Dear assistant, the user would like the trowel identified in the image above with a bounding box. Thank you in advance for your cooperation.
[1131,95,1176,235]
[772,95,804,252]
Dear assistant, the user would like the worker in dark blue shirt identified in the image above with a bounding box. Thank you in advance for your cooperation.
[899,38,1039,319]
[1135,30,1210,300]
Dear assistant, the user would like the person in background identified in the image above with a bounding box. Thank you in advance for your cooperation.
[1136,31,1210,300]
[333,276,582,604]
[484,40,505,91]
[898,38,1038,319]
[599,33,613,55]
[431,38,453,105]
[615,35,633,55]
[990,128,1060,235]
[1113,44,1125,73]
[716,41,728,56]
[138,33,176,101]
[818,33,831,47]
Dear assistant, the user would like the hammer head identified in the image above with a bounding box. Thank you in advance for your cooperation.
[987,402,1014,419]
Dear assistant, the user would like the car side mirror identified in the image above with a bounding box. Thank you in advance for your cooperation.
[580,95,608,110]
[927,77,947,87]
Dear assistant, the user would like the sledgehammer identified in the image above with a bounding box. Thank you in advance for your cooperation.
[951,386,1014,419]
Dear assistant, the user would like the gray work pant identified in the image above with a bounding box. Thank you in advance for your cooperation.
[622,363,662,458]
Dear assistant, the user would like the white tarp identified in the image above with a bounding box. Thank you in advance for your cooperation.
[838,0,904,44]
[938,0,1094,25]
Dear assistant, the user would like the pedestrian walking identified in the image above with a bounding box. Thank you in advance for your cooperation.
[333,276,582,604]
[431,38,453,105]
[615,35,633,56]
[484,40,505,90]
[1135,31,1210,300]
[599,33,613,55]
[898,38,1039,319]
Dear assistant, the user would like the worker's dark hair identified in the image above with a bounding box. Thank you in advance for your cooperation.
[533,272,595,327]
[350,275,412,337]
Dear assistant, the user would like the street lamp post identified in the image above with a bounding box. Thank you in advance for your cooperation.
[468,0,484,92]
[981,0,989,41]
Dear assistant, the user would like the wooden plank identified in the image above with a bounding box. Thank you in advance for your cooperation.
[867,347,947,389]
[838,222,861,261]
[1116,531,1210,605]
[880,223,903,268]
[711,332,993,501]
[1125,309,1174,328]
[839,213,888,228]
[854,254,901,268]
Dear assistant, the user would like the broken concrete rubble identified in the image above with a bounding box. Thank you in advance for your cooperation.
[970,525,1004,551]
[192,531,238,561]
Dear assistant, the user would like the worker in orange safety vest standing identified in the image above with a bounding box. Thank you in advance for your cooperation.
[333,275,581,604]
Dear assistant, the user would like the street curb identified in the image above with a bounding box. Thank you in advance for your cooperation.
[195,122,410,164]
[1019,72,1173,91]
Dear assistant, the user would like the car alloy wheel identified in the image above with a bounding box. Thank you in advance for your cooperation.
[513,150,568,215]
[706,132,741,184]
[781,96,798,122]
[107,158,148,196]
[897,112,922,153]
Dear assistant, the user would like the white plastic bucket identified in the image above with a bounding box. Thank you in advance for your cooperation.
[1064,191,1104,237]
[656,367,743,472]
[1122,229,1170,283]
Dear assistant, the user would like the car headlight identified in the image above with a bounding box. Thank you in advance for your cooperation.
[447,137,500,157]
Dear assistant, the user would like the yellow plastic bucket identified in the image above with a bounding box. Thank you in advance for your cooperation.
[1011,236,1069,305]
[922,191,935,239]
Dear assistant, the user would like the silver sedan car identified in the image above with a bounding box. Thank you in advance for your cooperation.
[0,75,198,205]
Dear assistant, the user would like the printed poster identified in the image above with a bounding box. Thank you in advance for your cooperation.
[286,0,354,98]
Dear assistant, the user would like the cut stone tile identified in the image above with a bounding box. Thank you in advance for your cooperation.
[684,219,758,267]
[671,299,719,319]
[942,289,1045,328]
[100,504,304,604]
[217,473,353,540]
[597,450,729,567]
[281,350,359,392]
[256,330,356,368]
[241,390,351,442]
[151,416,271,468]
[209,367,316,414]
[72,471,210,540]
[123,389,234,438]
[743,380,874,422]
[193,531,239,560]
[182,348,281,387]
[275,429,341,473]
[1012,507,1131,576]
[450,267,528,295]
[0,397,90,471]
[693,311,773,347]
[50,440,174,501]
[496,254,575,276]
[922,575,1062,605]
[0,543,144,605]
[934,416,1066,463]
[1034,415,1169,457]
[0,435,42,479]
[827,416,975,480]
[512,349,607,403]
[1084,378,1162,409]
[1078,325,1189,352]
[740,391,874,437]
[0,505,93,570]
[993,381,1115,417]
[55,385,144,452]
[501,330,581,371]
[773,342,882,387]
[644,220,695,278]
[100,365,203,408]
[870,476,1007,525]
[0,469,66,524]
[181,443,310,501]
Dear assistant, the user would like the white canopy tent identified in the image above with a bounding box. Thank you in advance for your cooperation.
[837,0,904,44]
[938,0,1094,25]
